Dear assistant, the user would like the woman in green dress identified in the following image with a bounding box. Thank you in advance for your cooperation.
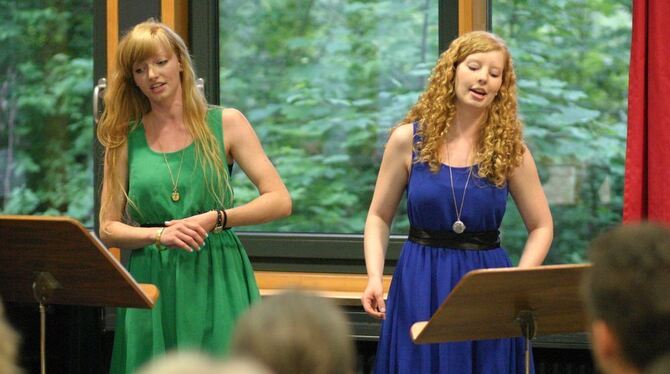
[97,20,292,373]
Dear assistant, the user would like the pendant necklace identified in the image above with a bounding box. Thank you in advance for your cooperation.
[159,142,186,202]
[446,145,472,234]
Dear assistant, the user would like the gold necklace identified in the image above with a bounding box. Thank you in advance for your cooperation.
[446,145,473,234]
[147,116,187,202]
[159,142,186,202]
[156,134,187,203]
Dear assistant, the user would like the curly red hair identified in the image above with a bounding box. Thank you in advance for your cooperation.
[402,31,524,187]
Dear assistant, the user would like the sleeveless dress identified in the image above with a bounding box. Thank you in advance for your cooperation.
[110,108,260,374]
[374,129,531,373]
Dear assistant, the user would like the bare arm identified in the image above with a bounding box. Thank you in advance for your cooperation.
[361,124,413,319]
[508,146,553,267]
[220,108,292,227]
[98,142,207,252]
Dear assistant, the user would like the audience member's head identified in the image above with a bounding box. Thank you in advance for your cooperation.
[230,291,355,374]
[134,351,221,374]
[217,357,274,374]
[0,296,22,374]
[582,222,670,374]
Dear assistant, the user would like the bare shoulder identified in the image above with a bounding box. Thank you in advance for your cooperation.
[220,107,255,142]
[386,123,414,151]
[510,143,539,182]
[383,123,414,173]
[220,107,248,126]
[519,143,537,166]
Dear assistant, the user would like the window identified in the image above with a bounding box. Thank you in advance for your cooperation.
[493,0,631,263]
[0,1,94,226]
[219,1,632,265]
[219,0,438,234]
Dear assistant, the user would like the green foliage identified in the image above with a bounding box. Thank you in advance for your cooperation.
[222,0,630,264]
[494,0,630,263]
[0,0,94,225]
[0,0,631,265]
[221,0,437,233]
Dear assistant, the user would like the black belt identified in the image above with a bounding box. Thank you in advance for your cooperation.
[408,226,500,250]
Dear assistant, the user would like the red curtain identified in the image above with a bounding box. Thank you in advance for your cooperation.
[623,0,670,223]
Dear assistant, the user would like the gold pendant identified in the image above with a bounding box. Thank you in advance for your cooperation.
[171,191,180,202]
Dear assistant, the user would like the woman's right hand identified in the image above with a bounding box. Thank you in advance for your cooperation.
[160,219,208,252]
[362,278,386,320]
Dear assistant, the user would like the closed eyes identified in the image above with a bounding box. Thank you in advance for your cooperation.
[468,65,501,78]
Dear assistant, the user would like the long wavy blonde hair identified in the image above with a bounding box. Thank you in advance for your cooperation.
[403,31,524,187]
[97,20,231,221]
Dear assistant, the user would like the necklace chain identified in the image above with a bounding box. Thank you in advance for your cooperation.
[147,116,187,202]
[159,141,186,202]
[446,144,472,234]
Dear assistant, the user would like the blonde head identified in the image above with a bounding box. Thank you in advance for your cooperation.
[97,20,230,223]
[402,31,524,186]
[0,298,22,374]
[231,291,356,374]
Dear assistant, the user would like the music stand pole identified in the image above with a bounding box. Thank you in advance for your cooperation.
[516,310,536,374]
[32,272,61,374]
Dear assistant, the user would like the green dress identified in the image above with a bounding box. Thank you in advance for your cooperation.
[110,108,260,373]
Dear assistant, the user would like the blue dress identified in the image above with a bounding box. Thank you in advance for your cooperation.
[374,135,531,373]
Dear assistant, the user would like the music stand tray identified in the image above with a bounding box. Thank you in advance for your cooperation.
[410,264,590,373]
[0,215,158,307]
[0,215,159,373]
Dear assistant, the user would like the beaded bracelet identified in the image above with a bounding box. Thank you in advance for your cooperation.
[213,209,231,233]
[213,209,223,233]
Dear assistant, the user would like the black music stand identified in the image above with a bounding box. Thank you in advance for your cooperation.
[410,264,591,374]
[0,215,159,374]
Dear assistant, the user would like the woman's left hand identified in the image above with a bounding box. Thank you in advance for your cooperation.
[169,211,218,233]
[161,219,209,252]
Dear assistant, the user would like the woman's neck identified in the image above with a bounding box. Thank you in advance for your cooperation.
[146,108,183,129]
[147,87,184,128]
[449,106,486,141]
[143,101,190,152]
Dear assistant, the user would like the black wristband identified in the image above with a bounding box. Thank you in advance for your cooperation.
[213,209,223,233]
[222,209,228,229]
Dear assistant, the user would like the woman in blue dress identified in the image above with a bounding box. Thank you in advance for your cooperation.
[361,31,553,373]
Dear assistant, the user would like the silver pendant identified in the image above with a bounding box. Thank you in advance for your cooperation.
[452,220,466,234]
[171,191,180,202]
